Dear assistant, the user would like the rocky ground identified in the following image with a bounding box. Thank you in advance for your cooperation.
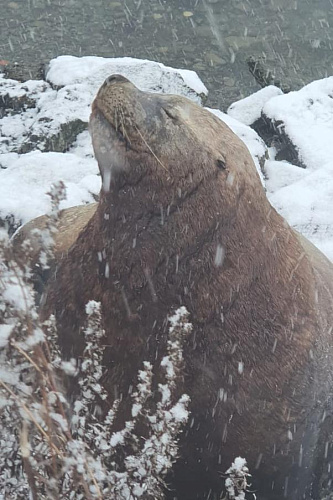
[1,0,333,109]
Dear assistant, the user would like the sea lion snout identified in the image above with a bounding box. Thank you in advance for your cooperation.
[89,109,129,192]
[103,74,131,87]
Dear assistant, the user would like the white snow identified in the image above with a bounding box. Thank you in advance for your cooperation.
[0,76,48,100]
[2,276,35,313]
[266,160,333,258]
[131,403,142,418]
[46,55,208,99]
[0,324,14,348]
[110,430,125,448]
[0,151,99,227]
[227,85,283,125]
[0,55,332,261]
[231,456,247,472]
[225,457,250,500]
[160,357,175,380]
[262,77,333,170]
[85,300,101,316]
[261,78,333,261]
[17,327,45,349]
[264,160,307,191]
[170,397,190,423]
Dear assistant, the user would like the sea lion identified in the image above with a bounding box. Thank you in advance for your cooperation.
[42,74,333,500]
[13,203,97,261]
[12,203,97,299]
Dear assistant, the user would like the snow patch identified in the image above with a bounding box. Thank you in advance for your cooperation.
[227,85,283,125]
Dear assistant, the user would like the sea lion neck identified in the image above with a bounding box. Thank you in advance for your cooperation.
[95,154,284,288]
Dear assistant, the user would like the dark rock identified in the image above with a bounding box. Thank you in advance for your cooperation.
[252,113,306,168]
[0,78,88,154]
[0,91,37,113]
[0,78,49,119]
[0,213,21,237]
[3,61,46,82]
[18,119,88,154]
[247,56,291,93]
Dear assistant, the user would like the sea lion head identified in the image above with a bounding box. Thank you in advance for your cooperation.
[90,74,261,197]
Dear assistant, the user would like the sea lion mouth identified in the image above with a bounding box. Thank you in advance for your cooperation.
[90,102,131,192]
[90,100,129,146]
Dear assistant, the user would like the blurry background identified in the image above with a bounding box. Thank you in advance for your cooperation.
[1,0,333,108]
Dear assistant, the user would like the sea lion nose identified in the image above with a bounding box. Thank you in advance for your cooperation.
[103,74,129,87]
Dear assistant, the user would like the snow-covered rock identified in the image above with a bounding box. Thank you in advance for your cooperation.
[0,151,99,233]
[46,55,208,100]
[262,77,333,170]
[0,56,208,157]
[266,160,333,260]
[228,77,333,261]
[227,85,283,126]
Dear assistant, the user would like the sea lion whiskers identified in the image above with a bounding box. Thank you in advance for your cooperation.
[113,99,168,173]
[113,107,119,132]
[133,123,169,172]
[118,105,132,146]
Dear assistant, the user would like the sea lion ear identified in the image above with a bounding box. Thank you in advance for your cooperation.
[216,157,226,170]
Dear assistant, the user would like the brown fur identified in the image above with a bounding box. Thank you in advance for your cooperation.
[13,203,97,262]
[12,204,97,298]
[41,75,333,499]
